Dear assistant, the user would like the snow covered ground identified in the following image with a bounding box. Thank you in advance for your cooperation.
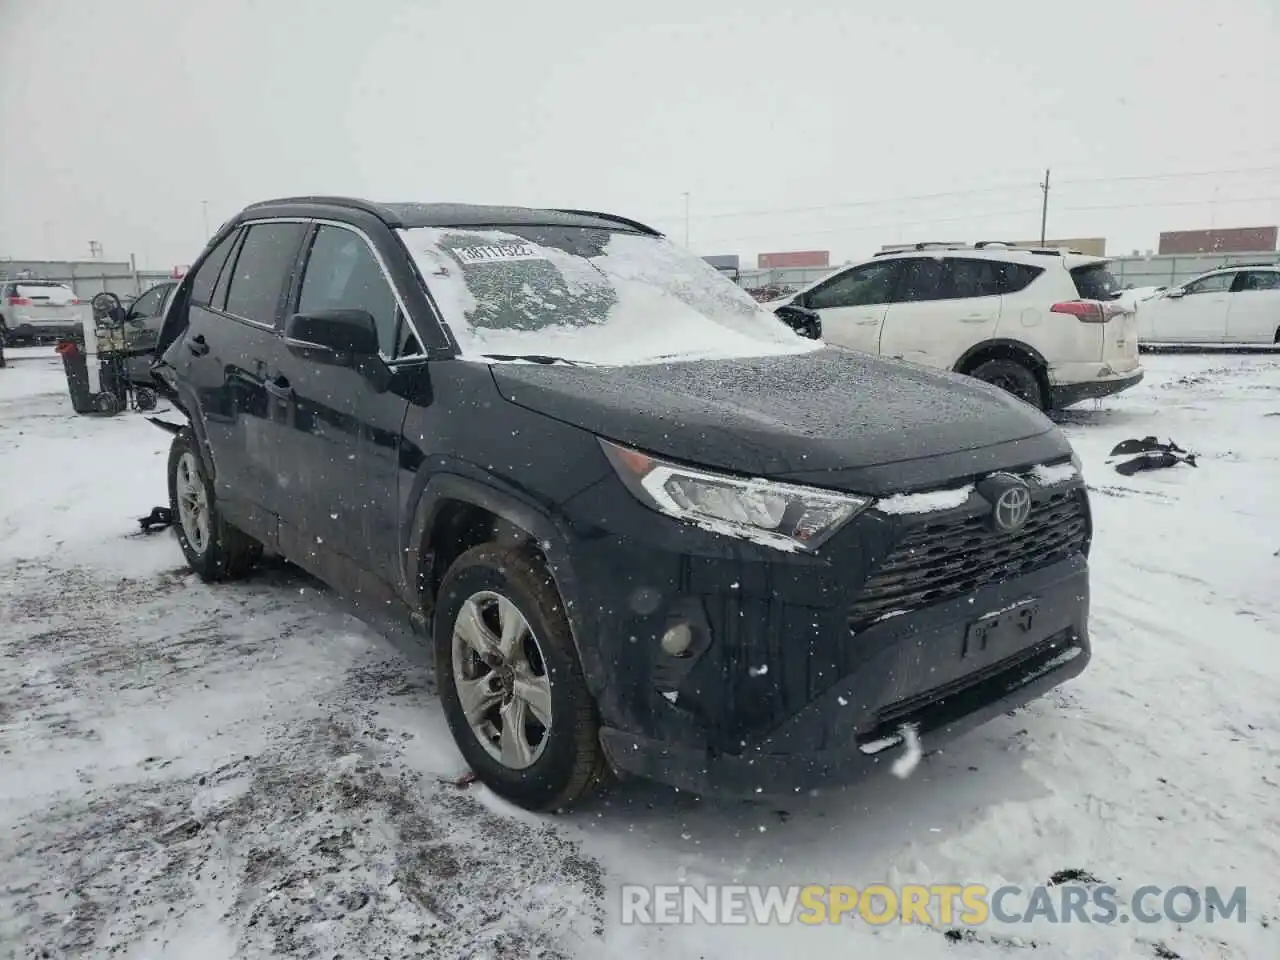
[1,346,1277,959]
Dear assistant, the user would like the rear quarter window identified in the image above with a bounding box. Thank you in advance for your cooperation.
[995,262,1044,294]
[190,230,241,307]
[1070,262,1121,300]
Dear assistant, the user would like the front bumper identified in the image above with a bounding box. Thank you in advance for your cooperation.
[600,560,1089,798]
[560,475,1092,799]
[1050,368,1143,408]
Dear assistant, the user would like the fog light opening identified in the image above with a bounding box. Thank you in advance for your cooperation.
[660,622,693,658]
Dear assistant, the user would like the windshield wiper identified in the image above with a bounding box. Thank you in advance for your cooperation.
[483,353,585,366]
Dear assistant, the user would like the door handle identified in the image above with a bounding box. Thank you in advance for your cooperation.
[856,319,880,325]
[187,334,209,356]
[264,375,293,401]
[960,315,989,323]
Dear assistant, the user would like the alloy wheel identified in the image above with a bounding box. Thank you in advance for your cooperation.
[174,452,210,555]
[451,590,553,770]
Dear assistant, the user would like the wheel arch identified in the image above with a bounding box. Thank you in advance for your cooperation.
[953,337,1049,375]
[404,473,603,693]
[954,338,1052,403]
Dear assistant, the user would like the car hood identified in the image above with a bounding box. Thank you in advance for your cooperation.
[489,348,1070,495]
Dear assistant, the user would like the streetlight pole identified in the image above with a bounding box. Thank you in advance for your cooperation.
[1038,169,1051,245]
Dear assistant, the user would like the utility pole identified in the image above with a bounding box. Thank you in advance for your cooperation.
[1039,168,1051,245]
[201,200,210,239]
[682,192,690,247]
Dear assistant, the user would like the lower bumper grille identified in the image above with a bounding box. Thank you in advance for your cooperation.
[849,489,1088,632]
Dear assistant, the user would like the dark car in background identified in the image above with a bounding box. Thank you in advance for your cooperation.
[150,196,1093,810]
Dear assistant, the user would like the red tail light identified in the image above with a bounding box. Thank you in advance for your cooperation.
[1051,300,1114,323]
[6,296,32,306]
[68,298,81,305]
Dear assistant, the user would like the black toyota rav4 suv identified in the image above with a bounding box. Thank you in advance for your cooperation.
[149,196,1092,811]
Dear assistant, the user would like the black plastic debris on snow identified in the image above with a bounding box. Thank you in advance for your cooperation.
[1047,868,1101,886]
[943,928,1041,949]
[1106,437,1198,476]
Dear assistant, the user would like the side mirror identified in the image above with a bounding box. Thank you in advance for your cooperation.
[775,304,822,340]
[285,309,380,360]
[1166,288,1185,298]
[284,308,391,390]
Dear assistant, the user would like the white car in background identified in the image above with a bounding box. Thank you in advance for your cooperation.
[1135,263,1280,346]
[1,280,92,344]
[769,242,1143,410]
[1114,285,1167,311]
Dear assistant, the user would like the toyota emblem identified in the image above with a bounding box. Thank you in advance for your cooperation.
[993,485,1032,533]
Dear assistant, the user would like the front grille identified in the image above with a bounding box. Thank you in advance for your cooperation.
[848,489,1087,633]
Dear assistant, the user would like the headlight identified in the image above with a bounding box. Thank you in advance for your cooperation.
[600,439,872,552]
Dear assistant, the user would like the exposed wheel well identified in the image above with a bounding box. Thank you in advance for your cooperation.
[420,499,544,611]
[1274,326,1279,344]
[956,342,1050,401]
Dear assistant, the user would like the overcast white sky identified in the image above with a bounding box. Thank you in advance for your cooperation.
[2,0,1277,268]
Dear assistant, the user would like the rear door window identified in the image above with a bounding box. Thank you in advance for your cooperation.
[223,222,308,327]
[894,258,947,301]
[1070,262,1122,300]
[1231,270,1280,292]
[948,258,1002,298]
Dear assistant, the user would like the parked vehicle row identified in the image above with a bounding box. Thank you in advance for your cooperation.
[763,242,1145,410]
[149,196,1093,811]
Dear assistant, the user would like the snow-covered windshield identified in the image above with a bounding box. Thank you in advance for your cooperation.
[398,225,819,365]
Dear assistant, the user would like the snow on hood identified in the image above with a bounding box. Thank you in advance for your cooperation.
[398,226,818,365]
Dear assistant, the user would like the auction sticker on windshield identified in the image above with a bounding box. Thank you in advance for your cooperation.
[451,242,544,265]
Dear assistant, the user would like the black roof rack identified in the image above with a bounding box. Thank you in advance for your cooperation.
[237,197,663,235]
[551,209,663,236]
[241,195,404,225]
[1223,260,1279,269]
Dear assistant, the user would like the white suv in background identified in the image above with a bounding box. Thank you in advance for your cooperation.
[1135,262,1280,346]
[770,242,1143,410]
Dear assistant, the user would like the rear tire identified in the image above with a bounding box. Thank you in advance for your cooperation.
[969,358,1046,409]
[434,544,605,811]
[167,429,261,581]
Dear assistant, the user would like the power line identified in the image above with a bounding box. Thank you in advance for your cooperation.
[1057,164,1280,186]
[644,165,1280,226]
[685,195,1280,249]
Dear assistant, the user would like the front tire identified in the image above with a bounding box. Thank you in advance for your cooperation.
[969,358,1046,409]
[167,429,261,581]
[434,544,604,811]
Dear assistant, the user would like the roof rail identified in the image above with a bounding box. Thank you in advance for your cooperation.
[874,241,1083,258]
[1223,260,1279,269]
[551,209,663,236]
[241,195,404,226]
